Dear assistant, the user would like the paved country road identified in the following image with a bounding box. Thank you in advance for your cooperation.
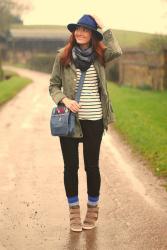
[0,66,167,250]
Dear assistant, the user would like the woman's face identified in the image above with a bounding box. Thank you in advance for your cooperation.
[74,26,92,48]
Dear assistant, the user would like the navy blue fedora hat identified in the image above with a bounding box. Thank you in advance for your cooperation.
[67,14,103,41]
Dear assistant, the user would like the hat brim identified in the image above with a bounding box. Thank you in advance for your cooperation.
[67,23,103,41]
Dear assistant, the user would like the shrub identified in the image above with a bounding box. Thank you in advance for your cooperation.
[27,53,55,73]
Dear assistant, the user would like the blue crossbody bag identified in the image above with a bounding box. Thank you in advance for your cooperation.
[50,71,86,136]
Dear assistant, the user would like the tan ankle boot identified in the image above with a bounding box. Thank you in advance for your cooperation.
[69,205,82,232]
[82,204,99,230]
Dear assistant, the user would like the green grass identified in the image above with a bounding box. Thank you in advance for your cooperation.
[111,29,156,48]
[0,75,32,105]
[108,82,167,186]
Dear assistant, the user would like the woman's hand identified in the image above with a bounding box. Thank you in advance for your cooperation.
[61,97,81,113]
[90,14,104,30]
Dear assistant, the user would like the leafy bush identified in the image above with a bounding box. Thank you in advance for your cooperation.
[136,83,153,91]
[27,53,55,73]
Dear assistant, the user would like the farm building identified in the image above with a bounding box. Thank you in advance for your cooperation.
[119,47,167,90]
[6,28,69,63]
[2,27,167,90]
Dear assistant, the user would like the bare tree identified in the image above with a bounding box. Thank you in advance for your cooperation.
[0,0,32,80]
[0,0,32,32]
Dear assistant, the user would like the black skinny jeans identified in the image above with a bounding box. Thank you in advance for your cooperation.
[59,118,104,198]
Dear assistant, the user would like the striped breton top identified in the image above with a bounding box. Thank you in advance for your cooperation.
[75,63,103,120]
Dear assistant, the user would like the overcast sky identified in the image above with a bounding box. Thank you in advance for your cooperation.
[22,0,167,34]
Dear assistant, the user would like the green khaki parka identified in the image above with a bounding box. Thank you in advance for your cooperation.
[49,29,123,138]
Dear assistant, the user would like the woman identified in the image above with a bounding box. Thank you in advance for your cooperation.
[49,14,122,232]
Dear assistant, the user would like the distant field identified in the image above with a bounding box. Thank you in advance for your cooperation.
[11,24,66,30]
[11,24,163,48]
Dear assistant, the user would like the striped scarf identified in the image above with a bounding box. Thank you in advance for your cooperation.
[72,44,95,72]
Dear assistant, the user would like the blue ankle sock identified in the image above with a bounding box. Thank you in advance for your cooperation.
[67,195,79,207]
[88,195,99,206]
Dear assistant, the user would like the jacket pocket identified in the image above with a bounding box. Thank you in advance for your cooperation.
[107,101,115,123]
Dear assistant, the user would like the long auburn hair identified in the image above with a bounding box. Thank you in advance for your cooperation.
[59,31,107,67]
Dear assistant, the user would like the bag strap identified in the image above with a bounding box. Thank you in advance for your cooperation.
[74,71,86,103]
[55,71,86,115]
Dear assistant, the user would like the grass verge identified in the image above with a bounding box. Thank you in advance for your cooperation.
[108,82,167,189]
[0,74,32,106]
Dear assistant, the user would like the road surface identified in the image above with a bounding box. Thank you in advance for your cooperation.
[0,66,167,250]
